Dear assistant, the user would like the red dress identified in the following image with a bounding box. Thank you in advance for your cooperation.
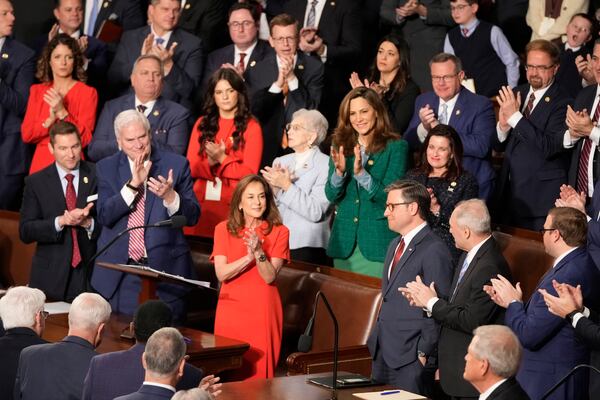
[21,81,98,174]
[185,117,263,237]
[212,221,290,380]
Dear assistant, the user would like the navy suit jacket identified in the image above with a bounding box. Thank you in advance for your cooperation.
[505,246,600,400]
[107,26,203,109]
[405,88,496,200]
[85,0,145,38]
[91,149,200,301]
[495,83,572,222]
[366,225,453,368]
[178,0,231,53]
[88,94,190,161]
[114,384,174,400]
[14,335,97,400]
[82,343,202,400]
[0,328,46,400]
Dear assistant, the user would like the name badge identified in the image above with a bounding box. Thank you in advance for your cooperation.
[205,178,222,201]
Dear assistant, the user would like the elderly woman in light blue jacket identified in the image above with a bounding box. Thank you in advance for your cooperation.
[261,109,332,264]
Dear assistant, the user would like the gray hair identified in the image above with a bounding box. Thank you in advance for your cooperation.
[0,286,46,330]
[172,388,213,400]
[114,110,151,139]
[471,325,522,378]
[429,52,463,74]
[291,108,328,146]
[132,54,164,78]
[68,293,111,331]
[150,0,181,5]
[144,327,187,376]
[452,199,491,234]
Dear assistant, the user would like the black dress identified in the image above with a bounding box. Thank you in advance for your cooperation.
[406,170,479,264]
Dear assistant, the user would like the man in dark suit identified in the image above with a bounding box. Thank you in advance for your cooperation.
[107,0,203,109]
[91,110,200,318]
[282,0,361,126]
[463,325,530,400]
[89,54,190,161]
[178,0,232,54]
[405,53,496,200]
[19,121,99,301]
[400,199,511,399]
[494,39,572,231]
[0,0,36,211]
[82,0,144,39]
[485,207,600,400]
[246,13,323,168]
[82,300,214,400]
[14,293,112,400]
[366,180,453,395]
[0,287,47,400]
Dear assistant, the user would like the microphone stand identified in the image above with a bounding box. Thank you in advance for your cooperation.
[540,364,600,399]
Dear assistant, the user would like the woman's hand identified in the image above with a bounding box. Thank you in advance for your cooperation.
[349,72,366,89]
[428,188,440,216]
[353,144,363,176]
[330,146,346,176]
[43,88,67,116]
[261,165,292,191]
[243,229,263,254]
[205,140,226,166]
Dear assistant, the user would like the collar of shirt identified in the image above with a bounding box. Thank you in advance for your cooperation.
[460,18,479,36]
[55,162,80,194]
[552,246,579,268]
[479,378,507,400]
[235,40,258,65]
[141,382,176,393]
[565,42,581,52]
[525,82,553,112]
[134,97,157,117]
[0,36,6,53]
[151,25,173,46]
[293,147,315,171]
[58,28,81,40]
[276,53,298,69]
[464,235,492,265]
[401,221,428,248]
[439,92,460,119]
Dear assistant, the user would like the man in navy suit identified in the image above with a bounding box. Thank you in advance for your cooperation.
[89,54,190,161]
[91,110,200,318]
[107,0,203,109]
[366,180,453,395]
[485,207,600,400]
[405,53,496,200]
[494,39,572,231]
[82,300,212,400]
[0,0,36,211]
[14,293,112,400]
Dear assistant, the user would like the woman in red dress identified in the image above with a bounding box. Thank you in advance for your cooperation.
[186,67,263,238]
[22,34,97,174]
[212,174,289,380]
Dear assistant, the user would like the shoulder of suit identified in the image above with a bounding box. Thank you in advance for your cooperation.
[4,38,35,59]
[159,97,189,115]
[173,28,202,47]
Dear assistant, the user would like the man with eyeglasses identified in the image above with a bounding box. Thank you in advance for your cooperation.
[367,179,452,396]
[0,286,47,400]
[484,206,600,400]
[405,52,496,201]
[246,13,323,168]
[494,39,572,231]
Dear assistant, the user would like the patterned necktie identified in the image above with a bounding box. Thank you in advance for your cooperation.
[86,0,99,36]
[462,28,469,37]
[451,257,469,301]
[155,37,165,47]
[576,97,600,196]
[137,104,147,114]
[65,174,81,268]
[306,0,318,28]
[388,238,405,279]
[238,52,247,73]
[523,92,535,118]
[439,103,448,125]
[127,186,146,261]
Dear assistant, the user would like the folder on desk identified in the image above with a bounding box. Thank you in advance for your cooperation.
[308,373,375,389]
[352,390,427,399]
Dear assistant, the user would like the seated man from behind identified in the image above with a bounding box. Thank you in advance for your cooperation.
[0,287,47,400]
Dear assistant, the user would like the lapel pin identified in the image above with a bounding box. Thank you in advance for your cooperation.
[544,96,550,102]
[103,2,108,8]
[330,1,335,6]
[185,3,190,9]
[455,109,461,116]
[1,53,8,59]
[83,176,88,184]
[303,163,308,169]
[367,159,374,166]
[298,64,304,70]
[250,60,256,67]
[153,110,159,116]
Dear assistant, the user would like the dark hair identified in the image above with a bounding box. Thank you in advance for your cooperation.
[133,300,173,343]
[49,120,81,145]
[332,87,399,156]
[229,1,261,23]
[367,34,411,102]
[415,124,464,181]
[227,175,282,237]
[569,12,594,28]
[385,179,431,220]
[548,207,587,247]
[36,33,86,82]
[450,0,477,4]
[525,39,561,66]
[269,13,299,35]
[199,68,252,152]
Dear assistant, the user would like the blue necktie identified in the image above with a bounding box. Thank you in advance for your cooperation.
[86,0,99,36]
[451,257,469,301]
[156,37,165,47]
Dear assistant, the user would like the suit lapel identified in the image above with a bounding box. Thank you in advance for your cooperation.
[145,150,162,224]
[147,97,163,127]
[447,89,465,126]
[384,227,429,296]
[46,165,67,209]
[76,162,94,208]
[451,238,493,301]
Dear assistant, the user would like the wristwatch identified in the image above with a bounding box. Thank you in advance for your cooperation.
[565,309,582,322]
[126,179,141,192]
[257,253,267,263]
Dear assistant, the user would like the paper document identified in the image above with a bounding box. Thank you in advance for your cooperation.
[45,301,71,314]
[118,264,212,289]
[353,390,427,399]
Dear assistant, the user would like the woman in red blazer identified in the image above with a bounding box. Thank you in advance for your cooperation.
[22,34,97,174]
[185,67,263,238]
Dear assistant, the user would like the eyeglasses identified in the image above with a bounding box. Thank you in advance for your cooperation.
[450,4,469,12]
[431,74,458,83]
[285,123,313,133]
[570,23,590,33]
[539,227,556,234]
[272,36,297,44]
[385,201,412,212]
[228,20,255,30]
[524,64,555,72]
[39,310,49,320]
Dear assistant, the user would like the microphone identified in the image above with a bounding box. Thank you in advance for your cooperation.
[298,291,339,400]
[541,364,600,399]
[87,215,188,267]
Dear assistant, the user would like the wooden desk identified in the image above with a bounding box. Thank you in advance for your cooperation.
[43,313,249,375]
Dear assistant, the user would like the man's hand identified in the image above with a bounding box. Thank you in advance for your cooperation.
[130,154,151,188]
[539,280,583,318]
[397,0,419,17]
[48,23,59,42]
[419,104,439,131]
[275,54,294,89]
[148,169,176,204]
[141,33,155,56]
[576,54,596,84]
[484,274,522,308]
[566,105,594,137]
[496,86,521,131]
[77,36,89,53]
[59,203,94,228]
[399,275,438,308]
[150,42,177,75]
[349,72,367,89]
[199,374,222,398]
[555,184,586,213]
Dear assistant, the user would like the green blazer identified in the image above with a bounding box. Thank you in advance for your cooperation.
[325,139,408,262]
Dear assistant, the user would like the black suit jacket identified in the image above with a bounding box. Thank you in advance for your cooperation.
[487,377,530,400]
[85,0,145,38]
[178,0,233,53]
[19,161,99,301]
[432,237,511,397]
[114,384,174,400]
[0,328,46,400]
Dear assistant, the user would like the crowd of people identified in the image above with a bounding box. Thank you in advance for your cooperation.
[4,0,600,399]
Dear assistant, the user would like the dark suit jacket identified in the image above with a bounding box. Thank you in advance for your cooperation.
[0,37,35,207]
[246,51,324,168]
[85,0,145,38]
[82,342,202,400]
[91,149,200,303]
[487,378,530,400]
[367,226,453,368]
[114,384,174,400]
[14,335,97,400]
[432,237,511,397]
[0,328,46,400]
[107,26,203,109]
[178,0,232,54]
[19,161,99,301]
[495,83,572,225]
[88,94,190,161]
[405,88,496,200]
[505,247,600,400]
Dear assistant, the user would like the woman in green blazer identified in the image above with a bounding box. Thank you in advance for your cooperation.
[326,87,408,277]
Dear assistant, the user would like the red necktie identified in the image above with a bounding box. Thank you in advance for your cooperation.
[523,92,535,118]
[388,238,405,278]
[238,52,246,73]
[127,186,146,261]
[576,100,600,196]
[65,174,81,268]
